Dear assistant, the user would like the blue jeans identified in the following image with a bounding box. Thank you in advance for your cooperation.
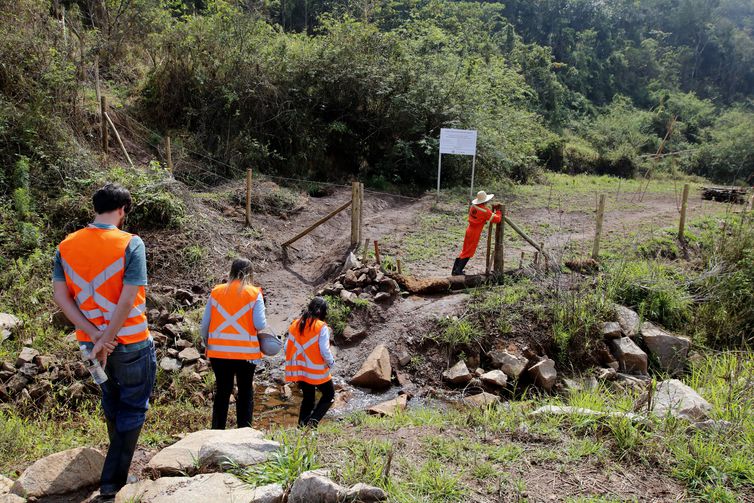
[100,341,157,433]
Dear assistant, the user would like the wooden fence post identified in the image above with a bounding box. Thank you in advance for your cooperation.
[245,168,252,227]
[166,136,173,172]
[519,251,524,269]
[484,222,494,275]
[94,55,101,106]
[397,259,402,275]
[351,181,361,248]
[100,96,108,157]
[678,183,689,241]
[493,205,505,275]
[592,194,606,260]
[359,183,364,248]
[373,240,381,268]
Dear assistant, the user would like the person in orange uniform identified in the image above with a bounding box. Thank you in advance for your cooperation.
[452,190,502,276]
[200,258,267,429]
[53,183,156,501]
[285,297,336,427]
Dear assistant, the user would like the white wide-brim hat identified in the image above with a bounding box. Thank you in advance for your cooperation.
[258,327,283,356]
[472,190,494,205]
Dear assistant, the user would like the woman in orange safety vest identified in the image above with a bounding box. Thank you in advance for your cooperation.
[285,297,336,427]
[200,258,267,429]
[452,190,502,276]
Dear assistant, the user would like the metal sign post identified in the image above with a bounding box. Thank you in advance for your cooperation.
[437,128,478,197]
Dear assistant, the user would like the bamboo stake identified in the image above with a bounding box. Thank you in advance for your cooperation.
[519,251,524,269]
[362,238,369,262]
[282,200,352,247]
[100,96,108,157]
[592,194,606,260]
[245,168,252,227]
[351,182,361,248]
[374,240,382,268]
[503,215,550,261]
[166,136,173,172]
[104,112,133,167]
[397,259,402,275]
[678,183,689,241]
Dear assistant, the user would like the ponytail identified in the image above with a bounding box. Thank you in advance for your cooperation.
[299,297,328,333]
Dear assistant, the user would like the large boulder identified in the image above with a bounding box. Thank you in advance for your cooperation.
[650,379,711,422]
[528,358,557,391]
[0,495,25,503]
[640,322,690,374]
[288,470,344,503]
[350,345,392,389]
[115,474,282,503]
[10,447,104,498]
[613,305,640,337]
[198,438,280,469]
[609,337,648,375]
[147,428,274,475]
[442,360,472,385]
[488,350,527,380]
[367,394,408,417]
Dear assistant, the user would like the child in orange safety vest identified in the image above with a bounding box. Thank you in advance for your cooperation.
[200,258,267,429]
[452,190,502,276]
[285,297,336,427]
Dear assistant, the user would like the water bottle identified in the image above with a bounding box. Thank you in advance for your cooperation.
[80,344,108,385]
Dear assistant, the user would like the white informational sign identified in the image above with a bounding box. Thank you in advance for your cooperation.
[437,128,478,197]
[439,128,477,155]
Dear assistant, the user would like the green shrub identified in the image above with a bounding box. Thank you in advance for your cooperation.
[323,295,351,339]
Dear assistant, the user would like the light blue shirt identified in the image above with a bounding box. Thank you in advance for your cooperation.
[200,292,267,364]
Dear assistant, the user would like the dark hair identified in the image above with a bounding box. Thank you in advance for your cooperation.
[93,183,132,215]
[229,258,253,283]
[299,297,327,333]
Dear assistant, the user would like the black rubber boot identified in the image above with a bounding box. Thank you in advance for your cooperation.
[452,258,470,276]
[100,425,142,497]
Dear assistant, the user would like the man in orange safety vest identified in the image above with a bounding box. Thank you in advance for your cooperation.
[451,190,502,276]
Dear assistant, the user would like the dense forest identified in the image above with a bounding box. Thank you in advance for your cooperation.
[1,0,753,255]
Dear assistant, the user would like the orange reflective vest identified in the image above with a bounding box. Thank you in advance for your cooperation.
[206,282,262,360]
[459,204,502,259]
[58,226,149,345]
[285,319,331,385]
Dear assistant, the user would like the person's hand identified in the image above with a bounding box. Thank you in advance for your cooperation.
[91,337,117,367]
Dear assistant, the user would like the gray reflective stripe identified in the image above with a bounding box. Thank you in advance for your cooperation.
[81,307,106,319]
[286,334,328,371]
[128,303,146,318]
[61,255,124,316]
[207,344,259,354]
[209,331,253,342]
[116,321,148,337]
[210,298,252,338]
[285,370,330,381]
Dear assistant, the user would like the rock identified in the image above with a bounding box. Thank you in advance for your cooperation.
[68,381,87,400]
[640,322,690,374]
[480,370,507,388]
[442,360,472,385]
[0,474,13,493]
[174,289,195,306]
[374,292,391,303]
[17,363,38,378]
[36,355,54,371]
[0,495,25,503]
[614,305,640,337]
[180,369,203,383]
[649,379,711,422]
[6,374,28,394]
[528,358,557,391]
[342,483,388,502]
[15,347,38,368]
[162,324,180,338]
[342,326,366,344]
[350,345,392,389]
[343,252,362,271]
[530,405,644,422]
[167,348,179,358]
[610,337,648,375]
[488,350,527,379]
[367,394,408,417]
[474,368,484,377]
[601,322,623,339]
[151,331,169,348]
[10,447,104,497]
[378,278,400,295]
[282,384,293,400]
[596,367,617,381]
[343,270,359,288]
[463,392,500,407]
[148,428,269,475]
[0,314,21,333]
[115,474,283,503]
[198,438,279,469]
[178,347,200,363]
[562,376,598,392]
[340,290,357,304]
[0,362,13,373]
[159,357,181,372]
[288,470,344,503]
[174,338,193,349]
[688,419,733,433]
[397,351,411,367]
[0,331,10,344]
